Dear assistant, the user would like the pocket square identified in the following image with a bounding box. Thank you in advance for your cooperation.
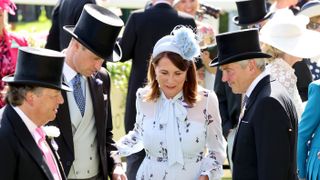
[103,94,108,101]
[241,120,249,124]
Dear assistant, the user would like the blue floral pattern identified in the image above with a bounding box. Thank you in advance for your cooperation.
[116,86,226,179]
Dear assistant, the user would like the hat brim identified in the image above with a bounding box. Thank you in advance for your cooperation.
[233,11,273,26]
[63,25,121,62]
[2,75,73,92]
[209,51,271,67]
[298,5,320,18]
[260,29,320,58]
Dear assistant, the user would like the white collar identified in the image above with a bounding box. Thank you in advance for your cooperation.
[12,106,39,140]
[245,70,269,98]
[63,62,78,84]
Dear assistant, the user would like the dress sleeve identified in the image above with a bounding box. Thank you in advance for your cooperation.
[297,81,320,178]
[116,89,145,156]
[200,90,227,179]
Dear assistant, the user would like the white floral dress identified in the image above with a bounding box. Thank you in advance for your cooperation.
[266,58,304,118]
[116,87,226,180]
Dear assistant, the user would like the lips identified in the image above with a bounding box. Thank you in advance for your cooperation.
[166,85,176,89]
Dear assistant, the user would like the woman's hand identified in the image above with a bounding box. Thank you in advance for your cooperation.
[112,164,127,180]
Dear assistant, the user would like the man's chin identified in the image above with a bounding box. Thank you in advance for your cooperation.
[231,89,241,94]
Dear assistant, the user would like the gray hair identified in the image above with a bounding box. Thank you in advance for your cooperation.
[237,58,266,71]
[5,85,43,106]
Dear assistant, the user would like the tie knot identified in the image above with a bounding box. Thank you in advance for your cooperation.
[73,73,81,82]
[36,127,46,141]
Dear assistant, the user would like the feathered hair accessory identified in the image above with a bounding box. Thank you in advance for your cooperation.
[0,0,16,15]
[152,26,200,61]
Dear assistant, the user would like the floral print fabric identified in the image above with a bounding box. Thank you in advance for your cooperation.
[0,29,28,108]
[0,30,14,107]
[116,86,226,180]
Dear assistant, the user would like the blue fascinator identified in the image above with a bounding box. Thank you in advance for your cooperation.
[152,26,200,61]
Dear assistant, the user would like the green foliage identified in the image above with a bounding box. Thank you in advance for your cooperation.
[219,12,229,33]
[13,8,51,48]
[107,61,131,106]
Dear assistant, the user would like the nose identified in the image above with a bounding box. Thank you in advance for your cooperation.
[221,71,228,82]
[57,92,64,105]
[166,74,176,84]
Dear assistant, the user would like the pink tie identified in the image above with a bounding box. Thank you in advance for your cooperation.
[36,127,61,180]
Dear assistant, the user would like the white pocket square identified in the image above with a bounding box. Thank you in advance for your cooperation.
[103,94,108,101]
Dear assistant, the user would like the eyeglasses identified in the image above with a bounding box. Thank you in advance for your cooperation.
[307,21,320,30]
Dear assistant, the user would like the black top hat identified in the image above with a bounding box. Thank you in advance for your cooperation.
[2,47,72,91]
[233,0,273,26]
[209,29,271,67]
[63,4,124,62]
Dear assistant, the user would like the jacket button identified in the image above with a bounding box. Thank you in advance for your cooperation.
[66,161,71,166]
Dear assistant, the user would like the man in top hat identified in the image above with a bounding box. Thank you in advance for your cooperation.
[0,47,72,180]
[213,0,273,171]
[47,4,126,180]
[210,29,299,180]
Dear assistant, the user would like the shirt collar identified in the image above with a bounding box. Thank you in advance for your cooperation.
[245,70,269,98]
[160,90,183,102]
[12,106,39,140]
[63,62,78,84]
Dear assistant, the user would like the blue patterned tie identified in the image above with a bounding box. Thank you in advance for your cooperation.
[72,74,85,116]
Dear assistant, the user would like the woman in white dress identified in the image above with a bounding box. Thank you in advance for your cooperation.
[116,26,226,180]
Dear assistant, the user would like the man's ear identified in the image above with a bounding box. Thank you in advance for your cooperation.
[24,91,35,106]
[248,60,256,72]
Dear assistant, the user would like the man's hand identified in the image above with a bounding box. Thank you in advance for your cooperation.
[112,164,127,180]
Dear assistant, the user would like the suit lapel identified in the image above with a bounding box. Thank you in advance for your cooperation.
[55,91,74,153]
[232,75,271,160]
[88,76,105,144]
[5,105,54,180]
[46,138,67,180]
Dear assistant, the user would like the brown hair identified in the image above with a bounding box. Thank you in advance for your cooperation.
[145,52,198,106]
[5,85,43,106]
[310,16,320,23]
